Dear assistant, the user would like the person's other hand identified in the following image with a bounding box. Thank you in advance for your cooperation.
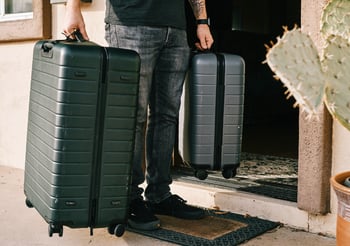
[195,24,214,51]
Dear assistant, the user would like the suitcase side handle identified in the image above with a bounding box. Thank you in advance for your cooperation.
[41,41,55,58]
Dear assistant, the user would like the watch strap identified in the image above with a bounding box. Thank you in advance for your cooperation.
[196,18,210,25]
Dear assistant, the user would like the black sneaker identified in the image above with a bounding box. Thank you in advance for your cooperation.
[150,194,206,220]
[128,199,161,231]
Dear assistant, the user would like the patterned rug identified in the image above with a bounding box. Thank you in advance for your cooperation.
[173,152,298,202]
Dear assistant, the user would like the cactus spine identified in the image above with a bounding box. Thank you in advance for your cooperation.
[265,0,350,131]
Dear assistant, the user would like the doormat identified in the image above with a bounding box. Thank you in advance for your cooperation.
[128,210,280,245]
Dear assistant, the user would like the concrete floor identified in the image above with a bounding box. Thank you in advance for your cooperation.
[0,165,336,246]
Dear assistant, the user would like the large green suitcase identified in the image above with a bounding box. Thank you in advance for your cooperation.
[24,38,140,237]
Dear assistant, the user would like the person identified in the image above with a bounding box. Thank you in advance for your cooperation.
[64,0,214,231]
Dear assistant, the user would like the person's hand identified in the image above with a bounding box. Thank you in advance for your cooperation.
[195,24,214,51]
[63,2,89,40]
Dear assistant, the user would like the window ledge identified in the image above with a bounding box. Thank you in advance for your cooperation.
[0,12,33,22]
[0,0,51,42]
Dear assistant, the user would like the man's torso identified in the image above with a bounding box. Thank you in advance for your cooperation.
[105,0,186,29]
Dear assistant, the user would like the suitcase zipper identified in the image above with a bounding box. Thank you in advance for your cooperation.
[88,47,109,235]
[213,54,225,170]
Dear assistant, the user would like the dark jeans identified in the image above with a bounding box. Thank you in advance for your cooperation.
[105,24,190,203]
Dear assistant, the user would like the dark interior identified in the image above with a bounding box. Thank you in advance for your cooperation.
[186,0,301,159]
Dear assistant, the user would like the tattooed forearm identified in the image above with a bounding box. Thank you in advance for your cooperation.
[188,0,207,19]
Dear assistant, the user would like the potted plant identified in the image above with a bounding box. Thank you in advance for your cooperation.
[265,0,350,243]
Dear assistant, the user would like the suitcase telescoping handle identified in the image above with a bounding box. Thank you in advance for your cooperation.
[68,29,85,42]
[62,28,86,42]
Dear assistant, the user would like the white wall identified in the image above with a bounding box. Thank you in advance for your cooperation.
[0,42,34,168]
[0,2,106,169]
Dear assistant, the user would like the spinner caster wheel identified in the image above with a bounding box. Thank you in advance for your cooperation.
[195,170,208,180]
[25,198,33,208]
[48,223,63,237]
[222,168,237,179]
[108,224,125,237]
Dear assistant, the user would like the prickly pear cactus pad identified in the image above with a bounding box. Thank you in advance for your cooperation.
[323,35,350,131]
[265,28,326,116]
[321,0,350,40]
[265,0,350,130]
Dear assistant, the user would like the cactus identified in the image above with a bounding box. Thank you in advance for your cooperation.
[323,35,350,129]
[265,27,325,116]
[321,0,350,40]
[265,0,350,131]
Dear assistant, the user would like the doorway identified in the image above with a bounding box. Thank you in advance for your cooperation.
[178,0,301,202]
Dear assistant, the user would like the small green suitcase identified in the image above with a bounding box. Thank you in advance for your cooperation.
[24,38,140,237]
[185,52,245,180]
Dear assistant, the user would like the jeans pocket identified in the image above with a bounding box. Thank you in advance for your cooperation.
[104,24,119,47]
[104,23,111,45]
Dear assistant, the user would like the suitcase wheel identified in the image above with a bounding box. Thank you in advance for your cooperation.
[194,170,208,180]
[48,223,63,237]
[222,168,237,179]
[25,198,33,208]
[108,224,125,237]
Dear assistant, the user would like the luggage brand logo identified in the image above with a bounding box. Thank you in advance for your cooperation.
[65,201,77,206]
[111,200,121,207]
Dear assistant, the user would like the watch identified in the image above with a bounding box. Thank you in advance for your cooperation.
[196,18,210,26]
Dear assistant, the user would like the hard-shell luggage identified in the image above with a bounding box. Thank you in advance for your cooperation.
[23,37,140,237]
[185,52,245,180]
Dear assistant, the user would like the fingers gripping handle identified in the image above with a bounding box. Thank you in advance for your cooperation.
[41,29,86,58]
[62,29,86,42]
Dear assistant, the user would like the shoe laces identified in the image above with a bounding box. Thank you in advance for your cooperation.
[131,199,152,214]
[169,194,188,207]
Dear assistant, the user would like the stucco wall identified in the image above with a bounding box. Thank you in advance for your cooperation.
[0,42,33,168]
[0,2,106,168]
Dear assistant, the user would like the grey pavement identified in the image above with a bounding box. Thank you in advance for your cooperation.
[0,165,336,246]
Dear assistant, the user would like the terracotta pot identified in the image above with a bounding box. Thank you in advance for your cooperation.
[330,171,350,245]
